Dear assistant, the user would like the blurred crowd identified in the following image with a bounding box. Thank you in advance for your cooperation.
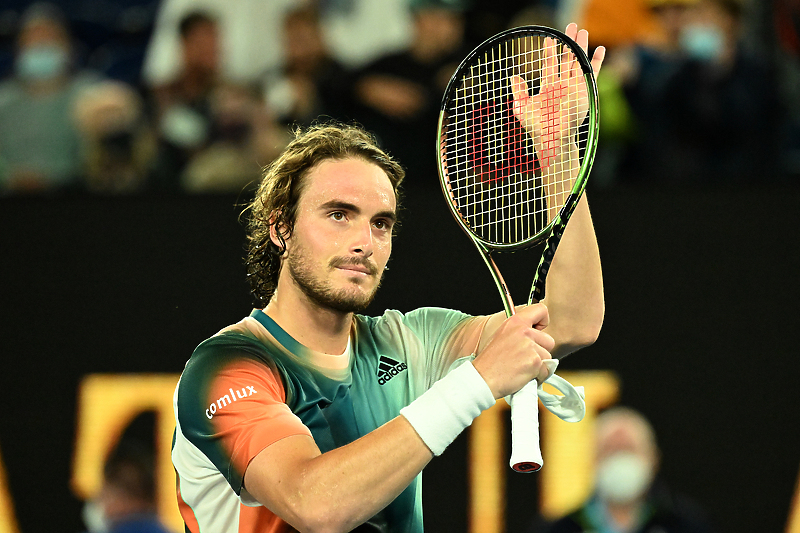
[0,0,797,195]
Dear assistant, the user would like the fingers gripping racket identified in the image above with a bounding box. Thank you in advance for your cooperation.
[436,26,599,472]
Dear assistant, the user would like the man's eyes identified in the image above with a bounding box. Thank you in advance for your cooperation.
[328,212,392,231]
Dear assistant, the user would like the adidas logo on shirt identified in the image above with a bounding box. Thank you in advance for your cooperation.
[377,356,408,386]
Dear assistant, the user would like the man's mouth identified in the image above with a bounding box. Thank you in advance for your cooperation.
[330,257,378,276]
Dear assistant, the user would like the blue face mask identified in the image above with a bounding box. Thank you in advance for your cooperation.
[16,45,69,81]
[680,24,725,62]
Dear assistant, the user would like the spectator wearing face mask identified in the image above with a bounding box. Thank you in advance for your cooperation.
[589,0,695,186]
[0,2,102,193]
[656,0,781,184]
[527,406,716,533]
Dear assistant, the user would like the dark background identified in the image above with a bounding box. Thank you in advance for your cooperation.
[1,183,799,533]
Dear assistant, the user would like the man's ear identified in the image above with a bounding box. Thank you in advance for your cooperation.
[268,211,291,251]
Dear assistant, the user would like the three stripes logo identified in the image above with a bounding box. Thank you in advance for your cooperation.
[377,356,408,386]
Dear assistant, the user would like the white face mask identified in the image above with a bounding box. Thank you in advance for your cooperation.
[680,24,725,62]
[595,452,654,504]
[82,498,109,533]
[159,104,209,149]
[16,45,69,80]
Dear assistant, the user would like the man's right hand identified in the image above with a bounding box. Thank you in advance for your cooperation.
[471,303,554,399]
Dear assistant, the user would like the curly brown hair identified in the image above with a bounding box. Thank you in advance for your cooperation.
[244,123,405,308]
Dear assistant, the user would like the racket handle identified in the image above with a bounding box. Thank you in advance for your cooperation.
[508,379,543,473]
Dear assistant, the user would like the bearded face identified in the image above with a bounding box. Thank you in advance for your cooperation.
[286,239,384,313]
[274,157,397,314]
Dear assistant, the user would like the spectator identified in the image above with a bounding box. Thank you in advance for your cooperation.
[527,406,716,533]
[82,440,173,533]
[0,3,101,193]
[655,0,780,184]
[596,0,780,185]
[181,83,290,193]
[73,80,156,193]
[148,10,220,190]
[592,0,695,186]
[262,4,351,127]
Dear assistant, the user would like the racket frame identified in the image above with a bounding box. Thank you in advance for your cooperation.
[435,25,599,472]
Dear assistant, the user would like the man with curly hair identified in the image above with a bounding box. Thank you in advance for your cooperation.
[172,105,604,533]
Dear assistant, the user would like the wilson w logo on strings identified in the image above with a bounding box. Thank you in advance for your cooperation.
[469,102,534,183]
[466,96,565,183]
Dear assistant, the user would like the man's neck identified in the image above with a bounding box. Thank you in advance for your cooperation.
[263,289,352,356]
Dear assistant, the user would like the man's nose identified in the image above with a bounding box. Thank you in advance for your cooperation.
[350,219,374,256]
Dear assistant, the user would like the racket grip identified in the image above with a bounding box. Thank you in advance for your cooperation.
[509,379,543,473]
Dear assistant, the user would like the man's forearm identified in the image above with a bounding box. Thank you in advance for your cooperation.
[245,416,433,533]
[541,194,604,357]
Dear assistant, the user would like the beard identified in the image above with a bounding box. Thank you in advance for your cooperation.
[286,246,383,314]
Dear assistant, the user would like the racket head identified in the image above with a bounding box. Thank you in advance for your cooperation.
[437,25,599,253]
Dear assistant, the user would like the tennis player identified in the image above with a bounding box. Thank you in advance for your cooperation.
[172,28,605,533]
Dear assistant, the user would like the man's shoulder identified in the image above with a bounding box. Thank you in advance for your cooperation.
[194,327,268,357]
[181,317,280,377]
[354,307,473,351]
[357,307,471,327]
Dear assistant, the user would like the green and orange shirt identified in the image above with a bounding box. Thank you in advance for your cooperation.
[172,307,483,533]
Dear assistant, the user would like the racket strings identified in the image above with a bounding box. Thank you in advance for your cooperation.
[441,32,590,246]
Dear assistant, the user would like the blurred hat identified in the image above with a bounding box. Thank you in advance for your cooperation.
[648,0,698,8]
[409,0,471,11]
[20,2,68,30]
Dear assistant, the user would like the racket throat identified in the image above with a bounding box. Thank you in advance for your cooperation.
[528,218,568,305]
[476,244,516,317]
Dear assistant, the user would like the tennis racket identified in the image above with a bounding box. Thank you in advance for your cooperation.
[436,25,599,472]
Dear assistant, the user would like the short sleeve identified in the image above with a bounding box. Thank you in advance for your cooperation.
[176,348,312,494]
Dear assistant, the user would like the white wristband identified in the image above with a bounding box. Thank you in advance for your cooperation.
[400,360,495,456]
